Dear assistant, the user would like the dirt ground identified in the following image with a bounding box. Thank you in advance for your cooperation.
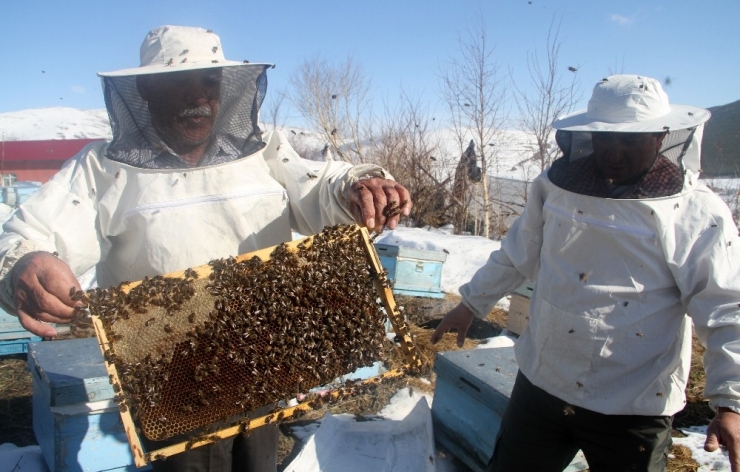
[0,293,710,471]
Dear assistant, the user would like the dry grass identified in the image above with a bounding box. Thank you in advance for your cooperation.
[667,445,700,472]
[0,297,710,471]
[0,355,34,446]
[674,337,715,430]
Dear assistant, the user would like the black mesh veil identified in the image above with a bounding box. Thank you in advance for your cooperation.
[549,125,707,198]
[554,126,702,176]
[101,64,270,168]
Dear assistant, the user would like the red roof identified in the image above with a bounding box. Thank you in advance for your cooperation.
[0,139,104,162]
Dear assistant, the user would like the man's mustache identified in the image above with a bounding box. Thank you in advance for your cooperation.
[178,105,212,118]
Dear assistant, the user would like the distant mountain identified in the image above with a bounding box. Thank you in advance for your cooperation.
[0,107,541,182]
[0,107,112,141]
[702,99,740,177]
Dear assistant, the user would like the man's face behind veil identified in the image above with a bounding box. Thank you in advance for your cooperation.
[137,69,223,153]
[592,132,666,184]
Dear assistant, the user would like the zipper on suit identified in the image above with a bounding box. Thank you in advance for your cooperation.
[122,188,287,219]
[544,202,657,239]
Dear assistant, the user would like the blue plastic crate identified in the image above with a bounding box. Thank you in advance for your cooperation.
[374,244,446,298]
[0,308,42,357]
[0,336,41,355]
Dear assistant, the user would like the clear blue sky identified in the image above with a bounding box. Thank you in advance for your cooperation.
[1,0,738,127]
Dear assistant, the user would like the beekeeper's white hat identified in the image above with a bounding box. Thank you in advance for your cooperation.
[553,75,709,133]
[98,25,270,77]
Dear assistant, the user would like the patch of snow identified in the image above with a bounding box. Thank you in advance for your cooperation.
[673,426,731,472]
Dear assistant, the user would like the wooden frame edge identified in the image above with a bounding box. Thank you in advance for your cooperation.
[91,315,150,468]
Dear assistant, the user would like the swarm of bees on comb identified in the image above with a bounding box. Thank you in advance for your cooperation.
[83,224,418,460]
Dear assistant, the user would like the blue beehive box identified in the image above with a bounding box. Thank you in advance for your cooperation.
[0,307,42,356]
[431,347,588,471]
[27,338,151,472]
[374,244,446,298]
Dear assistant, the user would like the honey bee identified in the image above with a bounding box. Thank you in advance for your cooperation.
[166,58,174,66]
[307,173,318,179]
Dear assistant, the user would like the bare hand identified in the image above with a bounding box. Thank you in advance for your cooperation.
[430,302,475,348]
[705,408,740,471]
[348,177,412,233]
[12,251,82,338]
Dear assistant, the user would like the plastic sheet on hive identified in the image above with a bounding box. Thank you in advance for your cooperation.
[87,224,420,466]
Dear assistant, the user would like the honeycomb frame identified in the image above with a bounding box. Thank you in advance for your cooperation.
[89,224,420,467]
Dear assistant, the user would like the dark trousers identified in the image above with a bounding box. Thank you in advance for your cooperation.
[147,403,279,472]
[487,372,673,472]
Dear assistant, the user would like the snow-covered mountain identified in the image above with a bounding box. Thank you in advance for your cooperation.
[0,107,112,141]
[0,107,542,181]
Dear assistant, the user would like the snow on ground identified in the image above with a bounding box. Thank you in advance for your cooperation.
[673,426,731,472]
[284,390,444,472]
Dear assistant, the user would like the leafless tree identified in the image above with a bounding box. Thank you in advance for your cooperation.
[262,87,288,131]
[371,92,453,228]
[289,55,372,163]
[440,18,509,238]
[515,15,581,175]
[703,170,740,226]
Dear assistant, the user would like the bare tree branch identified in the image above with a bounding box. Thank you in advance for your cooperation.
[371,90,453,227]
[289,55,372,163]
[515,14,581,176]
[439,17,510,238]
[262,87,288,131]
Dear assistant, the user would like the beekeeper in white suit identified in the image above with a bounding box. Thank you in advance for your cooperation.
[433,75,740,471]
[0,25,411,472]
